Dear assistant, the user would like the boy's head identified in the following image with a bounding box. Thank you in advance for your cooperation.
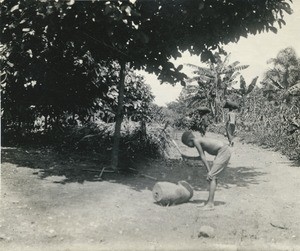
[181,131,195,147]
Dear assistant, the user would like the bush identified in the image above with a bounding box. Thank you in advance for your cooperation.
[2,118,170,167]
[60,119,169,167]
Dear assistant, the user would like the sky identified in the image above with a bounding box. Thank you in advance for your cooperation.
[139,1,300,107]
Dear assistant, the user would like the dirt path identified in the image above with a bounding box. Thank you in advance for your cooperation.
[1,132,300,251]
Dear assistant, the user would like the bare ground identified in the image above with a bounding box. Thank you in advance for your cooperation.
[1,132,300,251]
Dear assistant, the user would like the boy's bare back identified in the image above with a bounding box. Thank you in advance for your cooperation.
[194,137,226,156]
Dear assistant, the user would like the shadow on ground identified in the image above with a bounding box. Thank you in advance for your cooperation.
[2,147,266,193]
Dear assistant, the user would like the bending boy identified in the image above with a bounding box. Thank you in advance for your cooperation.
[181,131,231,210]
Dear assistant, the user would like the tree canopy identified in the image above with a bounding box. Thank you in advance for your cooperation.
[262,47,300,98]
[1,0,293,83]
[1,0,293,112]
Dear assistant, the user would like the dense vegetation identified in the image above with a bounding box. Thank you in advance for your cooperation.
[1,0,298,166]
[165,47,300,160]
[237,47,300,160]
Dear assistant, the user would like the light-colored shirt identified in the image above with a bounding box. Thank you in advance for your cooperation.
[228,112,236,125]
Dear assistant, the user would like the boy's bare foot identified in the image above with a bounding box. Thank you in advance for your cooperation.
[196,202,215,210]
[201,203,215,211]
[196,202,205,207]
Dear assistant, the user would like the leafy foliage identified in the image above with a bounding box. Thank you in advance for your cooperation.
[225,75,259,113]
[0,0,295,165]
[62,119,167,164]
[1,59,154,136]
[224,48,300,160]
[1,0,293,88]
[237,91,300,160]
[261,47,300,102]
[184,51,249,122]
[94,63,154,123]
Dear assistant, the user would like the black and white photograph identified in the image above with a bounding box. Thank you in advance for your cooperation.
[1,0,300,250]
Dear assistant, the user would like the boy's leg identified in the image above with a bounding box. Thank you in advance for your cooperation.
[225,123,231,144]
[201,147,231,210]
[202,177,217,210]
[229,124,235,145]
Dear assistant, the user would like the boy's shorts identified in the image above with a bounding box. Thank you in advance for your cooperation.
[210,145,231,178]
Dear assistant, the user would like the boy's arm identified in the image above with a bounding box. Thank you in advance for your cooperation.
[193,140,211,173]
[181,154,201,161]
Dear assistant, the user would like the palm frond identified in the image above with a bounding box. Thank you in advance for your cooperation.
[185,77,201,84]
[224,65,249,74]
[265,68,281,79]
[224,79,238,88]
[269,77,285,90]
[288,81,300,96]
[228,72,240,82]
[219,53,231,72]
[227,61,240,69]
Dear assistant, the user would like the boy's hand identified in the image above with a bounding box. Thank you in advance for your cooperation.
[206,173,213,181]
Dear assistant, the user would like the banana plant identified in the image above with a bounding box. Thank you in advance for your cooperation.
[185,52,249,122]
[239,75,259,108]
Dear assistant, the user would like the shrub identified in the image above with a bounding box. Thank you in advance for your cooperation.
[59,119,169,167]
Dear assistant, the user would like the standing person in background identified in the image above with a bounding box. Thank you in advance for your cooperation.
[189,107,211,136]
[226,107,236,146]
[199,114,210,136]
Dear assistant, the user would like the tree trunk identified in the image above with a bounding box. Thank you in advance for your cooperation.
[44,115,48,130]
[253,96,256,119]
[140,120,147,139]
[111,61,126,170]
[222,107,225,123]
[209,99,215,120]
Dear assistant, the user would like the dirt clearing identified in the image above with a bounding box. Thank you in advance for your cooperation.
[1,132,300,251]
